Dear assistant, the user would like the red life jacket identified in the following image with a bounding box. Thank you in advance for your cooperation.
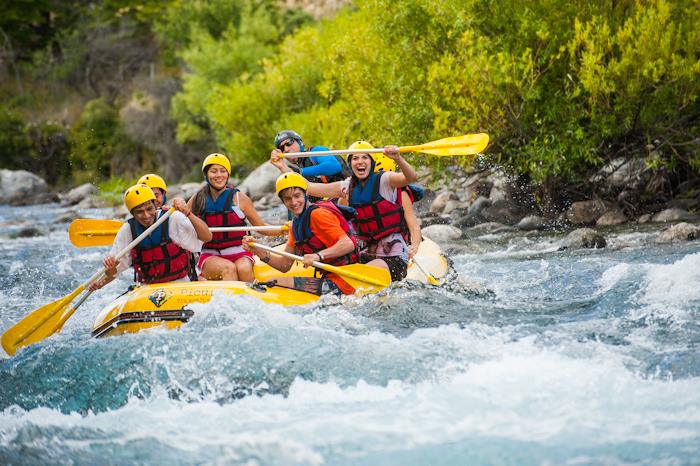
[128,216,191,284]
[349,172,408,242]
[200,188,247,250]
[292,201,359,266]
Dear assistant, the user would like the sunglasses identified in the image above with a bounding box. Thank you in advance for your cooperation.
[278,139,296,150]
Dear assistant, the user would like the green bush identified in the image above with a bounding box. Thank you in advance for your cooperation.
[0,109,33,170]
[178,0,699,193]
[97,177,135,206]
[26,121,71,185]
[166,0,312,148]
[69,98,141,183]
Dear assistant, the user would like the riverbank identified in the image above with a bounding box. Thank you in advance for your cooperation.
[2,163,698,251]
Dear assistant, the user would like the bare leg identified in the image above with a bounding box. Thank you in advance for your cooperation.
[235,256,255,283]
[365,258,390,272]
[201,256,239,281]
[264,276,295,288]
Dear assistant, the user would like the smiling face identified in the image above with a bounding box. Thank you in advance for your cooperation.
[349,153,373,180]
[132,201,157,228]
[280,187,307,217]
[151,187,165,208]
[206,164,229,190]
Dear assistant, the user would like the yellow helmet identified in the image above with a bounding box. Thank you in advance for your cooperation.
[202,153,232,176]
[347,140,374,160]
[124,184,156,211]
[137,174,167,193]
[373,153,396,172]
[347,140,377,171]
[275,172,308,196]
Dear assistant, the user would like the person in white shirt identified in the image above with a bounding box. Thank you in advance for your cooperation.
[89,184,212,290]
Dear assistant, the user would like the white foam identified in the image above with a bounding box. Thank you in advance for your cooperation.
[639,253,700,307]
[2,333,698,458]
[597,263,630,294]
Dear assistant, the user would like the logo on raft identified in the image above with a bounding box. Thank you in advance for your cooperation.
[149,288,173,308]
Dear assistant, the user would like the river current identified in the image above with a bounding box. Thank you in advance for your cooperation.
[1,203,699,465]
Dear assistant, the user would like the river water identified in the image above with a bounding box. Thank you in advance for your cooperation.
[1,203,699,465]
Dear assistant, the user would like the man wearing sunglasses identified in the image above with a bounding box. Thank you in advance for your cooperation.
[271,130,351,190]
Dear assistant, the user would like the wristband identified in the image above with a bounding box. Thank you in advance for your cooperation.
[186,210,194,218]
[317,252,325,262]
[261,254,271,263]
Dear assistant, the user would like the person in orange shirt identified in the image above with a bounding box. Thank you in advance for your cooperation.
[243,173,359,295]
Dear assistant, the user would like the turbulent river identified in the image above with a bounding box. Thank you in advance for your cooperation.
[1,202,699,465]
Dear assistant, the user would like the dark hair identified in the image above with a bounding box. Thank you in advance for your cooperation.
[190,185,210,217]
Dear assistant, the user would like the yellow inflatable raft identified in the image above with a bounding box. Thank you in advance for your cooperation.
[91,238,449,338]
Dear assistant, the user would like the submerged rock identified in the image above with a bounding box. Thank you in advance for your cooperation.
[517,215,547,231]
[566,200,609,225]
[651,208,694,223]
[467,222,513,235]
[467,196,491,216]
[655,222,700,243]
[422,224,462,242]
[596,210,627,226]
[638,214,652,224]
[430,191,457,214]
[559,228,607,250]
[54,210,80,223]
[13,227,45,238]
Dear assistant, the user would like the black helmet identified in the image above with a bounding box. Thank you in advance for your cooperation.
[274,130,303,151]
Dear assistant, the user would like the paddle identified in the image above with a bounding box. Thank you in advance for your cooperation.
[69,218,124,247]
[282,133,489,158]
[1,208,176,357]
[69,218,288,248]
[249,242,391,291]
[410,258,440,285]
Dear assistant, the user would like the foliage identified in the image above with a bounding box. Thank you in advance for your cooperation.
[184,0,699,200]
[1,0,698,200]
[0,109,33,169]
[31,13,156,99]
[162,0,312,148]
[69,98,144,183]
[97,176,135,205]
[25,121,71,184]
[0,110,70,183]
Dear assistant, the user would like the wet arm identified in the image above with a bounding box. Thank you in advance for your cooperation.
[401,191,421,257]
[315,234,355,262]
[246,239,295,272]
[307,180,344,199]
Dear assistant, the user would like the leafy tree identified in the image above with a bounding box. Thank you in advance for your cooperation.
[69,98,144,182]
[0,109,33,169]
[166,0,313,153]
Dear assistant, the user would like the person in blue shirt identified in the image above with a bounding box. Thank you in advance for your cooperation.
[271,130,350,188]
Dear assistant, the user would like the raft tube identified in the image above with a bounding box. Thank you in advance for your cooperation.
[92,237,450,338]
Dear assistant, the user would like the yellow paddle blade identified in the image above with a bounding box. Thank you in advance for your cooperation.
[69,218,123,247]
[321,263,391,292]
[400,133,489,156]
[1,285,86,356]
[410,258,441,285]
[249,242,391,292]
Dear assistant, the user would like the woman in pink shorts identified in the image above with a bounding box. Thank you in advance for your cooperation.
[187,153,279,282]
